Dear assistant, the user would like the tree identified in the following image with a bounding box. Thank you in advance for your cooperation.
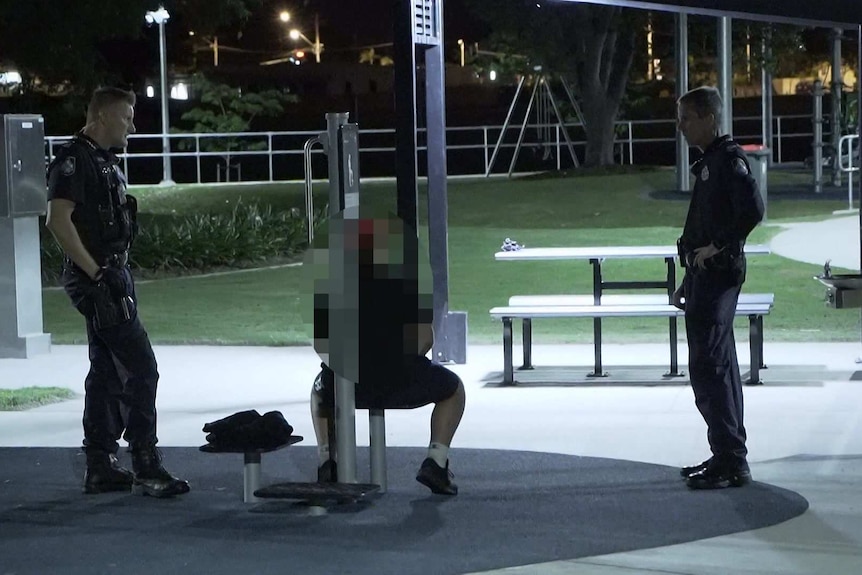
[175,74,297,181]
[359,48,394,66]
[0,0,261,97]
[168,0,261,37]
[0,0,148,97]
[466,0,640,167]
[679,16,809,86]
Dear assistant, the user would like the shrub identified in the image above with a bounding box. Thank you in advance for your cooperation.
[40,201,323,284]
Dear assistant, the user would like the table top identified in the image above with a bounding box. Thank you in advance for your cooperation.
[494,244,771,261]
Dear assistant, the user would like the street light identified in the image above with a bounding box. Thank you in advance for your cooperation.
[288,14,322,63]
[279,10,291,23]
[457,39,465,67]
[145,5,175,185]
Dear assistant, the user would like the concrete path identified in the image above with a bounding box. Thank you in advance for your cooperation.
[2,214,862,574]
[769,213,860,271]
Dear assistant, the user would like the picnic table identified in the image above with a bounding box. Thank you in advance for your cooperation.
[492,244,772,380]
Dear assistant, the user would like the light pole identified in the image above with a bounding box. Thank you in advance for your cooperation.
[145,6,175,185]
[289,17,322,63]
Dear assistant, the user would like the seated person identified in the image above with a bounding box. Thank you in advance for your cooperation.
[308,212,466,495]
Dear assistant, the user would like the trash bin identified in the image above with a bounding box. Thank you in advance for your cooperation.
[741,144,770,221]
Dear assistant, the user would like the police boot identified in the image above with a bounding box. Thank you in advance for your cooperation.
[83,452,134,494]
[130,445,190,498]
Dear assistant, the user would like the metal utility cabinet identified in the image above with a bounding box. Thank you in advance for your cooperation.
[0,114,51,358]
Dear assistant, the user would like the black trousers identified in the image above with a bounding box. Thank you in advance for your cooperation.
[62,264,159,456]
[683,267,748,470]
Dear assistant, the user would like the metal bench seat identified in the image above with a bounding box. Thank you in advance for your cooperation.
[507,293,774,307]
[489,297,774,386]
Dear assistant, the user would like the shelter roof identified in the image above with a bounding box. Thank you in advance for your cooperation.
[559,0,862,28]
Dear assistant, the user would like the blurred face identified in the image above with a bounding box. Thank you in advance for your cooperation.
[677,102,715,150]
[100,101,136,149]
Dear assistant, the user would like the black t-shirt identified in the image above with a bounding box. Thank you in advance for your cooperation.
[357,262,430,388]
[314,217,434,395]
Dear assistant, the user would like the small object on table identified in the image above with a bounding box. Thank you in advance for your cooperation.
[501,237,525,252]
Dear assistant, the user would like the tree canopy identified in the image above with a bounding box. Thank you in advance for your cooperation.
[175,73,297,180]
[465,0,641,167]
[0,0,261,96]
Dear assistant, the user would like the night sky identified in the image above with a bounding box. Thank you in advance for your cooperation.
[200,0,489,64]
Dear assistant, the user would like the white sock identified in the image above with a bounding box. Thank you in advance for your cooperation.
[318,444,330,464]
[427,442,449,467]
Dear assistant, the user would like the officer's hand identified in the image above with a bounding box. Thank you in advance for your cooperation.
[672,285,685,310]
[94,266,126,299]
[692,243,721,269]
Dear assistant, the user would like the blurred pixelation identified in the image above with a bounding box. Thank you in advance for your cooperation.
[302,205,434,388]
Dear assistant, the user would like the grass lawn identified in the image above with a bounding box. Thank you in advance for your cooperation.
[41,167,860,346]
[0,387,76,411]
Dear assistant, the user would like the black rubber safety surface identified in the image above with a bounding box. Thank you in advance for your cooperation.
[0,447,808,575]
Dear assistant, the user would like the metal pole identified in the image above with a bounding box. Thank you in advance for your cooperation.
[314,13,321,63]
[394,0,418,229]
[425,0,464,364]
[541,79,579,168]
[369,410,387,492]
[337,123,361,484]
[858,24,861,355]
[857,24,861,267]
[158,20,174,186]
[814,79,824,194]
[485,75,526,177]
[303,136,322,244]
[718,17,733,137]
[831,28,843,187]
[762,26,775,166]
[675,12,690,192]
[559,76,586,126]
[508,79,541,177]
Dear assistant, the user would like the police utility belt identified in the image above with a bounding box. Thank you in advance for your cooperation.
[63,250,129,270]
[677,239,741,271]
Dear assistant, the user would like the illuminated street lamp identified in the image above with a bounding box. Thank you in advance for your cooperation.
[289,14,322,63]
[279,10,291,23]
[145,5,174,185]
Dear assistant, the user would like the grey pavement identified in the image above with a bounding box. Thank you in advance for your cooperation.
[769,213,860,272]
[2,213,862,574]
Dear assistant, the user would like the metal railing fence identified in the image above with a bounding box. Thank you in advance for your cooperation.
[838,134,860,209]
[43,113,830,186]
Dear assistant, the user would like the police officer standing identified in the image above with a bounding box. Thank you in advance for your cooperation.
[674,86,765,490]
[45,87,189,498]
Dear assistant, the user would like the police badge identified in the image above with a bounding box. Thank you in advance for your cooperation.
[60,156,76,176]
[701,165,709,181]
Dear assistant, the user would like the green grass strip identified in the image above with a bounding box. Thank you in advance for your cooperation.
[0,387,76,411]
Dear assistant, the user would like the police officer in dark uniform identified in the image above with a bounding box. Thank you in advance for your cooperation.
[674,86,765,490]
[45,87,189,498]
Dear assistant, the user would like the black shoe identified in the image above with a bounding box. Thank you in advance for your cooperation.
[83,453,134,494]
[416,458,458,495]
[130,446,191,498]
[686,467,752,490]
[680,458,712,479]
[317,459,337,483]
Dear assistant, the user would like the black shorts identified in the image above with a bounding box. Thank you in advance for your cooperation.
[313,356,460,410]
